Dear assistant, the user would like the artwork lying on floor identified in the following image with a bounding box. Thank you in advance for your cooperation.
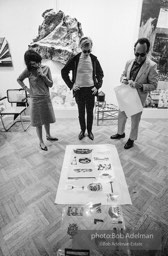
[55,144,132,205]
[0,37,13,67]
[29,9,83,64]
[139,0,168,108]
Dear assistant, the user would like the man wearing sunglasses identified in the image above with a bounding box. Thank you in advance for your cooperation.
[61,37,104,140]
[111,37,158,149]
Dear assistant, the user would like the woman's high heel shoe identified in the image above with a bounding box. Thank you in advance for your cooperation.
[40,143,48,151]
[46,136,58,141]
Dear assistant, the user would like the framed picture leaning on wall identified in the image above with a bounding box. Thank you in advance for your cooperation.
[0,37,13,67]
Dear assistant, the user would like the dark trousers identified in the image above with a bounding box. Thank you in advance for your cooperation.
[75,87,95,133]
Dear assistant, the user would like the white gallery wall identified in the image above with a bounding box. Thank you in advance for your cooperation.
[0,0,142,105]
[0,0,56,96]
[57,0,142,105]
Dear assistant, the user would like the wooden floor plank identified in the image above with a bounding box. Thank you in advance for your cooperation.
[0,117,168,255]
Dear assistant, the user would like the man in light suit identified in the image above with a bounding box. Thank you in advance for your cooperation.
[111,38,158,149]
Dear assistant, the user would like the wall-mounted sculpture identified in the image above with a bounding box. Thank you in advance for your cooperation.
[29,9,83,64]
[0,37,13,67]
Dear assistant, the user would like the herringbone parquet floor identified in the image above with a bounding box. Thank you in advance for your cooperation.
[0,117,168,256]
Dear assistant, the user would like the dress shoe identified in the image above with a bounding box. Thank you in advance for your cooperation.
[40,143,48,151]
[46,136,58,141]
[78,131,85,140]
[110,133,125,139]
[124,139,134,149]
[88,132,94,140]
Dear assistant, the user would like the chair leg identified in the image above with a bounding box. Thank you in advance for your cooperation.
[0,115,8,131]
[97,109,100,126]
[0,113,30,132]
[19,112,30,131]
[0,115,18,131]
[20,113,25,131]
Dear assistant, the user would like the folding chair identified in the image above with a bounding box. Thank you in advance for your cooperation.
[0,89,30,131]
[65,248,90,256]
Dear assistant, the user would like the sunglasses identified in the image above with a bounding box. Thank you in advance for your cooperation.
[135,52,146,57]
[83,50,91,54]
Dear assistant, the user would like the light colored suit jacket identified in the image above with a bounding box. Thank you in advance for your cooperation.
[121,58,158,106]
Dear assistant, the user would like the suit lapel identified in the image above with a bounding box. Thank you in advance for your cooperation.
[127,60,134,79]
[135,58,150,81]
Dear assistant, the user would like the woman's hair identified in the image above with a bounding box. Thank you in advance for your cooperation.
[24,49,42,70]
[79,36,93,48]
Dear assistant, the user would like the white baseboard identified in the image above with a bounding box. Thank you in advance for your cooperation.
[54,107,78,118]
[142,108,168,119]
[54,107,168,119]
